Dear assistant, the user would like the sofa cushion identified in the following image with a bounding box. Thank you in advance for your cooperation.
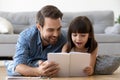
[62,11,114,34]
[0,17,14,34]
[0,34,18,43]
[0,12,36,34]
[95,34,120,43]
[94,55,120,75]
[0,11,114,34]
[13,25,31,34]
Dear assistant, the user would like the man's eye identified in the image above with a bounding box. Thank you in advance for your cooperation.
[48,29,53,32]
[57,27,61,31]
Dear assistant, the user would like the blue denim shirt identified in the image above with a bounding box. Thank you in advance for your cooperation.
[5,25,67,75]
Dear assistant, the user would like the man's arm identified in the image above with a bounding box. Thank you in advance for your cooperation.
[13,30,38,76]
[15,61,59,77]
[15,64,40,76]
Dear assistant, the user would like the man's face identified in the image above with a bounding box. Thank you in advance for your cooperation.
[37,17,62,46]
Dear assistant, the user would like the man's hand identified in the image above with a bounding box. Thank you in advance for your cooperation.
[37,61,59,77]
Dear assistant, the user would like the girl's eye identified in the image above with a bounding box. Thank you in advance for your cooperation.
[72,34,77,36]
[81,35,86,37]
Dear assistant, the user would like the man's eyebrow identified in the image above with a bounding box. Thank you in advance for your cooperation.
[47,26,62,30]
[58,26,62,29]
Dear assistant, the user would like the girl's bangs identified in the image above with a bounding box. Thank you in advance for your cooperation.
[71,22,90,33]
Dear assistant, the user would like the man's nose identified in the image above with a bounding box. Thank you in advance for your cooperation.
[53,31,59,37]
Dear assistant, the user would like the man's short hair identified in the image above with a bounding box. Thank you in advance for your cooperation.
[36,5,63,27]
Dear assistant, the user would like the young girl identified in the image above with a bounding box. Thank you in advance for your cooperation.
[62,16,98,76]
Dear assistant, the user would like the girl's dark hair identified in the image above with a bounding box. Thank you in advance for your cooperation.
[67,16,97,53]
[36,5,63,27]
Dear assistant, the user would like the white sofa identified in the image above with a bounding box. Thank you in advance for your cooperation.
[0,10,120,59]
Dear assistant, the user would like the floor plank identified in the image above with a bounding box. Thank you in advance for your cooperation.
[0,66,120,80]
[0,66,7,80]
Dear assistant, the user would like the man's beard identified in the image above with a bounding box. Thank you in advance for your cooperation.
[42,36,58,45]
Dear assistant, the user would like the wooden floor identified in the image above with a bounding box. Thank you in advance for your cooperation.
[0,66,120,80]
[0,66,7,80]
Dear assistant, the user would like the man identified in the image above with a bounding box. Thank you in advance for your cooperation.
[5,5,66,77]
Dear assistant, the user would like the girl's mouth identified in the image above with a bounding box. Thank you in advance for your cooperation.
[76,42,82,46]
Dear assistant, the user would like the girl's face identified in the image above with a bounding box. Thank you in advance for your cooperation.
[71,33,89,49]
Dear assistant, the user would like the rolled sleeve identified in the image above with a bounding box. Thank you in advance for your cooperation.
[13,32,30,69]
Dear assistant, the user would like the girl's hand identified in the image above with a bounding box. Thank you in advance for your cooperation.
[83,66,94,76]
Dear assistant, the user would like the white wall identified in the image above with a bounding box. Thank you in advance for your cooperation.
[0,0,120,19]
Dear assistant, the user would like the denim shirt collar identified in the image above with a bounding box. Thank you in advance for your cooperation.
[37,31,41,45]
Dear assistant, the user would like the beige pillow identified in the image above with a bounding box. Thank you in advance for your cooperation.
[0,17,14,34]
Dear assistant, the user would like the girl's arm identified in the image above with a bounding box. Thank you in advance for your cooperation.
[84,46,98,75]
[62,43,68,52]
[90,46,98,70]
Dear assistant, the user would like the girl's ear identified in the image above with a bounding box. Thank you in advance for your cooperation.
[36,23,42,31]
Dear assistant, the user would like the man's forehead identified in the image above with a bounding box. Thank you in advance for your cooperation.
[44,17,62,28]
[44,17,61,23]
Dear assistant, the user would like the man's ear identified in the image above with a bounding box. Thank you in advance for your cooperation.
[36,23,42,31]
